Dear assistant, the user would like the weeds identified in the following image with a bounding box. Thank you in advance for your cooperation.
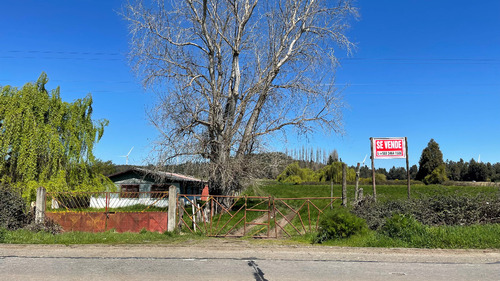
[352,193,500,230]
[314,208,368,243]
[2,228,205,244]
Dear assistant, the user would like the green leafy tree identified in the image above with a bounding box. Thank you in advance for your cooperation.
[0,73,109,199]
[492,163,500,182]
[423,163,448,184]
[387,166,407,180]
[416,139,444,181]
[409,164,418,180]
[276,162,318,184]
[466,159,488,182]
[375,173,387,184]
[359,165,371,178]
[91,160,118,177]
[318,162,355,183]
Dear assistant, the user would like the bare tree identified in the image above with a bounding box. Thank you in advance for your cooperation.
[123,0,358,196]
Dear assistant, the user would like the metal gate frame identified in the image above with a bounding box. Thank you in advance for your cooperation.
[44,191,340,237]
[177,195,340,238]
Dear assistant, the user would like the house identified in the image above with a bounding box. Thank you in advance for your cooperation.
[88,167,205,208]
[108,167,204,195]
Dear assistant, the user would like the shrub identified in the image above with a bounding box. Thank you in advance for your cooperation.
[352,196,416,230]
[375,173,387,184]
[352,193,500,229]
[277,162,319,184]
[283,175,303,184]
[315,208,368,243]
[277,162,303,183]
[23,218,62,235]
[381,214,427,241]
[0,186,29,230]
[0,227,6,243]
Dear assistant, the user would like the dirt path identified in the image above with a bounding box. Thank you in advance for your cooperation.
[270,210,296,238]
[231,213,269,237]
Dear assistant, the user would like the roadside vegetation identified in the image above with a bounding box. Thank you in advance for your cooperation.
[1,108,499,248]
[249,181,500,249]
[1,228,204,245]
[3,180,500,249]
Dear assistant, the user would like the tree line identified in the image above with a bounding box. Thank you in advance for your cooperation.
[276,139,500,185]
[362,160,500,183]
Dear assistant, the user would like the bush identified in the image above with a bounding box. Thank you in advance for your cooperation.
[375,173,387,184]
[381,214,427,241]
[277,162,304,184]
[351,196,415,230]
[277,162,319,184]
[352,193,500,229]
[24,219,62,235]
[315,208,368,243]
[0,186,29,230]
[0,227,6,243]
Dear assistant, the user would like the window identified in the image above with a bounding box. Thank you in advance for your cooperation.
[151,184,169,199]
[121,184,139,198]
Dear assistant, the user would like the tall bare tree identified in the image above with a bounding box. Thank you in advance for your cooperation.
[123,0,357,195]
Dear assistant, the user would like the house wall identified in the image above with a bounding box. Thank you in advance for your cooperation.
[113,177,181,194]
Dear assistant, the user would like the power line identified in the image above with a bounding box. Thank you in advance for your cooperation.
[333,82,500,87]
[4,50,123,56]
[338,57,500,64]
[0,49,125,61]
[0,55,123,61]
[1,49,499,64]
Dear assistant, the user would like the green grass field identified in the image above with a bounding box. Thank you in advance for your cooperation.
[248,180,499,203]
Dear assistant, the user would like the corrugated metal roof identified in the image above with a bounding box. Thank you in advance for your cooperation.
[108,167,204,183]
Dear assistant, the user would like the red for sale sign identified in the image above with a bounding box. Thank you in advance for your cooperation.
[372,137,406,159]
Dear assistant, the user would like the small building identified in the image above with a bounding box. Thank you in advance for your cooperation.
[108,167,204,195]
[88,167,205,208]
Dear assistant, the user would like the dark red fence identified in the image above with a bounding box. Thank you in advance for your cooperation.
[46,212,168,233]
[46,191,169,233]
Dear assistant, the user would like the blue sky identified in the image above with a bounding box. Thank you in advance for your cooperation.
[1,0,499,169]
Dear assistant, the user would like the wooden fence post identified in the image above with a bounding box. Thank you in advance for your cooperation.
[192,197,197,232]
[167,185,177,232]
[35,187,46,224]
[370,137,377,202]
[342,163,347,207]
[330,180,333,210]
[354,162,360,202]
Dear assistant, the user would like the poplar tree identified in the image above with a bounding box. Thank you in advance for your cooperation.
[0,73,109,199]
[123,0,357,196]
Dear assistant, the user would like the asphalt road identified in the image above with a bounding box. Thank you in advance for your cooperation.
[1,241,500,280]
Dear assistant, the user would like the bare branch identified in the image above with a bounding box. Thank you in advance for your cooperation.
[123,0,357,195]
